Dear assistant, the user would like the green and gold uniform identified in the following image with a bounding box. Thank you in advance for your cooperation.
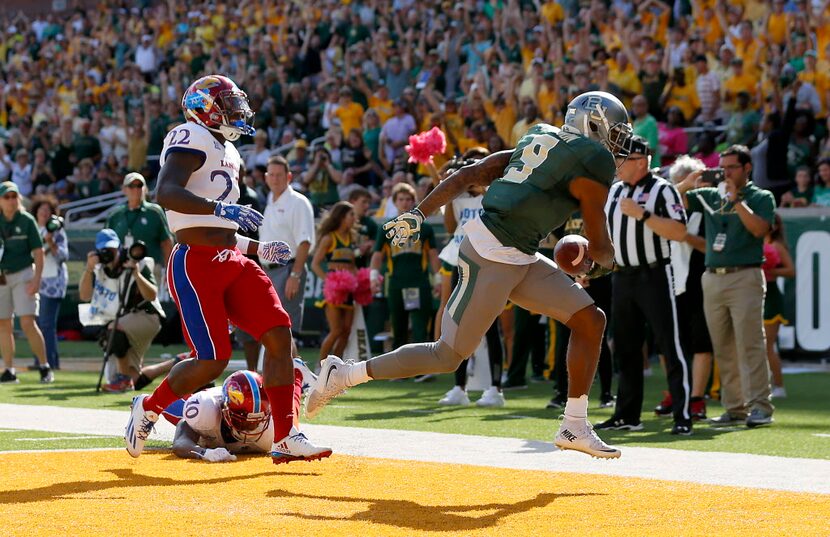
[481,124,616,255]
[374,221,436,349]
[106,201,172,265]
[319,231,357,309]
[366,123,615,386]
[355,215,378,268]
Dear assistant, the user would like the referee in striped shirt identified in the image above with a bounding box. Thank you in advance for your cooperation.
[597,136,694,436]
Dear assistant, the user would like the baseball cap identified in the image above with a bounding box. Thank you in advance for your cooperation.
[95,228,121,250]
[123,172,146,187]
[628,136,651,157]
[294,139,308,149]
[0,181,19,196]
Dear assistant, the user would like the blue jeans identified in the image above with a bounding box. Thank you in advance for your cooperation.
[37,296,62,369]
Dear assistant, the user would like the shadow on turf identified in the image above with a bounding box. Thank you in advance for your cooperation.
[267,488,601,530]
[12,385,130,407]
[0,468,316,504]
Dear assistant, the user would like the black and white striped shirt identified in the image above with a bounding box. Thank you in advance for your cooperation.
[605,173,687,268]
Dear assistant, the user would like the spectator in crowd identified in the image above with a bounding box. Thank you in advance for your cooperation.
[780,165,815,207]
[347,187,377,269]
[812,157,830,206]
[658,106,689,168]
[678,145,776,428]
[288,139,311,179]
[379,99,416,172]
[370,183,439,352]
[694,54,721,124]
[33,199,68,371]
[260,155,315,350]
[669,155,714,421]
[311,201,357,363]
[597,137,692,436]
[245,130,272,171]
[0,182,52,384]
[106,172,173,272]
[632,95,661,166]
[762,214,795,399]
[724,91,760,147]
[302,146,342,213]
[79,229,163,393]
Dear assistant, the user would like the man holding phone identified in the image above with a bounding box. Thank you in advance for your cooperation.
[677,145,776,428]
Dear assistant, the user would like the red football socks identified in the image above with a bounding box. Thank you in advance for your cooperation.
[292,369,303,430]
[264,384,295,441]
[143,378,180,414]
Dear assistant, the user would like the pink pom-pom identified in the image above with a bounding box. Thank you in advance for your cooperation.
[354,268,378,306]
[323,270,358,305]
[762,243,780,280]
[406,127,447,165]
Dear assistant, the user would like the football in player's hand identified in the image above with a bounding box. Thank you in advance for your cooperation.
[554,235,593,276]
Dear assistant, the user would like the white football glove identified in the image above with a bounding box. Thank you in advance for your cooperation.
[194,447,238,463]
[258,240,293,265]
[382,208,425,247]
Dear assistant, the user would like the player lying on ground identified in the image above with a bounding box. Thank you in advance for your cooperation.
[307,91,632,459]
[166,361,329,463]
[125,74,329,463]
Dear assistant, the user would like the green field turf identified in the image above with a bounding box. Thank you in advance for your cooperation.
[1,362,828,459]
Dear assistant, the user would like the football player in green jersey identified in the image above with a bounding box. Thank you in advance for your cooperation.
[308,92,632,459]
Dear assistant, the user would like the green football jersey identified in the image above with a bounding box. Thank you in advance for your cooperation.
[481,123,616,255]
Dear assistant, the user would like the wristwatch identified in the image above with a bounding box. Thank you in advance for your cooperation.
[289,271,302,279]
[641,210,652,222]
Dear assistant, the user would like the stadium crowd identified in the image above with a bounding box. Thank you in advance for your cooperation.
[0,0,825,431]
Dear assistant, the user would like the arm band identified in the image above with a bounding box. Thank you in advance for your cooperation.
[235,234,251,254]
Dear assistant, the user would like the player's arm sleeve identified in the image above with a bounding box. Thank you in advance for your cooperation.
[656,184,687,224]
[161,124,208,169]
[171,421,205,459]
[583,147,616,188]
[373,222,388,253]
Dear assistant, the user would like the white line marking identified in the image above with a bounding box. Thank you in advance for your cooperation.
[813,434,830,438]
[15,436,114,442]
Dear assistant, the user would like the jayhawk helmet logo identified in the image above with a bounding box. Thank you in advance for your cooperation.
[221,370,271,442]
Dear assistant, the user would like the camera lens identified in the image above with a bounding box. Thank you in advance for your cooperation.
[128,241,147,261]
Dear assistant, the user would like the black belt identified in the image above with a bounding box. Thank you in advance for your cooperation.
[706,264,761,275]
[266,259,295,270]
[614,261,669,274]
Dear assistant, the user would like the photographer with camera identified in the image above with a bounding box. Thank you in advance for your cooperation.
[33,200,68,371]
[678,145,776,428]
[302,146,342,213]
[0,182,53,384]
[79,229,164,393]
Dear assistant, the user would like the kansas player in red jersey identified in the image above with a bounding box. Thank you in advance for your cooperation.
[124,75,330,463]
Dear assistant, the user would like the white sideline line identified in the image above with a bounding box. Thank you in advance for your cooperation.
[814,434,830,438]
[15,436,114,442]
[0,403,828,494]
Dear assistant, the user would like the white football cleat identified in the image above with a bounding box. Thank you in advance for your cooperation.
[554,417,621,459]
[293,357,317,396]
[124,394,159,458]
[305,355,349,419]
[438,386,470,406]
[476,386,506,407]
[271,427,332,464]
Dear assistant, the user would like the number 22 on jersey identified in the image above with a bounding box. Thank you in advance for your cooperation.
[502,134,559,184]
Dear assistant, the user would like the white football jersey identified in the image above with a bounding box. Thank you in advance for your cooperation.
[182,387,273,454]
[439,192,484,266]
[159,121,243,233]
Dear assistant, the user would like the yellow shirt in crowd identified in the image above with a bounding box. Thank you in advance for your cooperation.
[335,101,365,137]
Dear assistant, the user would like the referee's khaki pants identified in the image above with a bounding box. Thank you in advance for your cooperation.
[702,268,773,417]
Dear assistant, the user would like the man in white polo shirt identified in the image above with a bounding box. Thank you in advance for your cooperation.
[260,155,315,348]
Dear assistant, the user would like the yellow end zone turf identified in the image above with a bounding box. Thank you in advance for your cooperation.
[2,451,828,536]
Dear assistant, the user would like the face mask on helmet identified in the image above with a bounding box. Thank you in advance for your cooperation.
[183,83,256,142]
[564,92,633,159]
[221,405,271,442]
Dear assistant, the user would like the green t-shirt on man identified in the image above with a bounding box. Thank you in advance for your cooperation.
[106,201,172,264]
[0,210,43,273]
[686,182,775,268]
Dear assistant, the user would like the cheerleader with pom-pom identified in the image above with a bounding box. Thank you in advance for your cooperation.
[311,202,358,362]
